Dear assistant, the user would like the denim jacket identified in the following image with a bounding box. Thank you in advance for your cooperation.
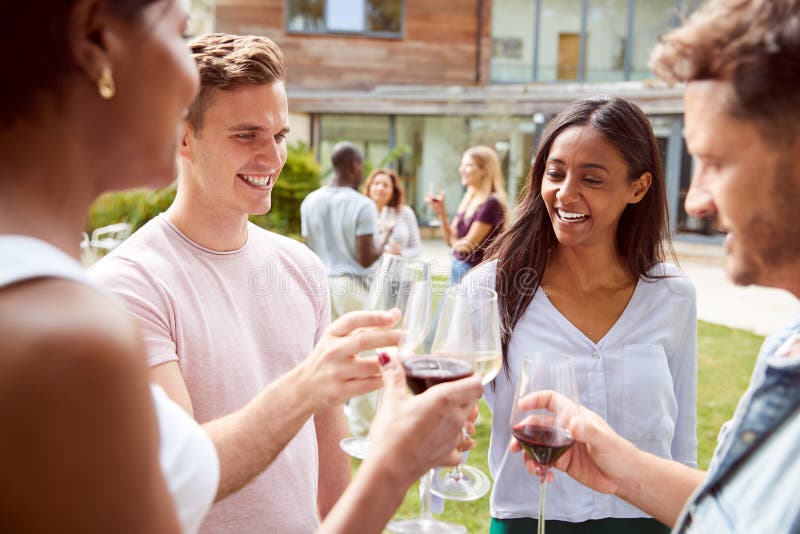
[674,316,800,533]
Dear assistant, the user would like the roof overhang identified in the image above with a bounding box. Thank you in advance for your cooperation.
[287,80,686,117]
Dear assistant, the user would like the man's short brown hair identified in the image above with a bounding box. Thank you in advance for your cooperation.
[650,0,800,141]
[186,33,285,132]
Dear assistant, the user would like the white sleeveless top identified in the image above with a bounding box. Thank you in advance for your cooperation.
[0,236,219,534]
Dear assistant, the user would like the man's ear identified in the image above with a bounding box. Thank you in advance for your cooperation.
[178,122,194,160]
[628,171,653,204]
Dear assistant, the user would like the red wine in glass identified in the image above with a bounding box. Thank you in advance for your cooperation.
[402,357,474,395]
[512,424,575,467]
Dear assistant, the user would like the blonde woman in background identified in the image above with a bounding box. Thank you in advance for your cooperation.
[365,168,422,258]
[426,145,508,283]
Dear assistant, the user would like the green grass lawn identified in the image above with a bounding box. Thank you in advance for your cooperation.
[354,320,764,533]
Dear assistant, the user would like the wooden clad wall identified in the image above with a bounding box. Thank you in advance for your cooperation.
[215,0,492,89]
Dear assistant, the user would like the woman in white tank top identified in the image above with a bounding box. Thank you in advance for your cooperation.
[0,2,483,532]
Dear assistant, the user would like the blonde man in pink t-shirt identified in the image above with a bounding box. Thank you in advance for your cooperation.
[91,33,360,532]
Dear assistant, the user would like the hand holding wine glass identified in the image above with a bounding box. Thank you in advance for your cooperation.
[510,389,634,496]
[369,354,483,481]
[424,189,446,217]
[340,257,432,460]
[297,309,402,410]
[509,355,580,534]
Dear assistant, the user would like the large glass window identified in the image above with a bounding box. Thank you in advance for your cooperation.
[287,0,403,36]
[539,0,583,81]
[318,114,391,177]
[630,0,674,80]
[490,0,537,82]
[489,0,689,83]
[585,0,629,82]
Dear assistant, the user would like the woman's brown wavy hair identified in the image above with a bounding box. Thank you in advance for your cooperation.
[485,96,675,379]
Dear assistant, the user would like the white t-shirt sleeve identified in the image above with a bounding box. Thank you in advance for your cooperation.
[300,198,309,238]
[90,257,179,367]
[355,200,379,237]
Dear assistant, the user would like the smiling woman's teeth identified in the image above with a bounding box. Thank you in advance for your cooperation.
[241,174,269,187]
[558,209,588,221]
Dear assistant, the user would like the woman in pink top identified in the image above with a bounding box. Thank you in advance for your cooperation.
[0,1,482,532]
[427,145,508,283]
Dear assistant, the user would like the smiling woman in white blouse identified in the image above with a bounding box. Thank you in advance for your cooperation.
[365,168,422,258]
[471,96,697,534]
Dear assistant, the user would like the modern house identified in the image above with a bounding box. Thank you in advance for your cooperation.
[203,0,715,240]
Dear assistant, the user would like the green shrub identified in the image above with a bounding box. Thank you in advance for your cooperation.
[86,141,321,239]
[249,141,321,238]
[87,185,177,236]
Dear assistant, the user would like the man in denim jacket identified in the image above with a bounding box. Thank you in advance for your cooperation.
[510,0,800,531]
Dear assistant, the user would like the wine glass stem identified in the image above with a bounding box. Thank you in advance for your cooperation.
[450,463,464,481]
[538,479,547,534]
[420,469,434,520]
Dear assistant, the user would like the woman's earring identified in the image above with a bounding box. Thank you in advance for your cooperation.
[97,67,116,100]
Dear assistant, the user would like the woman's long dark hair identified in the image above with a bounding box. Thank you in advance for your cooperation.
[485,96,675,377]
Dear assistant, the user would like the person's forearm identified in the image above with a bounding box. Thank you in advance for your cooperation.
[203,364,318,501]
[438,212,453,245]
[317,456,412,534]
[615,448,706,527]
[315,407,351,519]
[360,246,384,267]
[356,235,386,267]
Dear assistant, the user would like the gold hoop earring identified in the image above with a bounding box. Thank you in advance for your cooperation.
[97,67,115,100]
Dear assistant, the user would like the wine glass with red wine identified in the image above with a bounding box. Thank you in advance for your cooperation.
[339,256,432,460]
[386,286,481,534]
[428,285,501,501]
[510,355,580,534]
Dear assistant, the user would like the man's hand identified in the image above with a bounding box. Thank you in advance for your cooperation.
[368,355,484,487]
[297,309,401,411]
[509,390,705,526]
[509,390,631,494]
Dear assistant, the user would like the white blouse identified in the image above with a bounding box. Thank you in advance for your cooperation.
[375,205,422,258]
[470,260,698,522]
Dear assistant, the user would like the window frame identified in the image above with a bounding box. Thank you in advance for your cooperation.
[285,0,406,39]
[489,0,698,84]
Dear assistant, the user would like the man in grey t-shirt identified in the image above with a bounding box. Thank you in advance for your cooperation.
[301,142,386,318]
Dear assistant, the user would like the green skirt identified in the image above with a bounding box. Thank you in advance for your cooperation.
[490,516,671,534]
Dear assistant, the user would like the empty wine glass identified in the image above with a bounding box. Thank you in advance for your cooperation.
[429,285,502,501]
[339,256,432,460]
[510,355,580,534]
[378,207,397,238]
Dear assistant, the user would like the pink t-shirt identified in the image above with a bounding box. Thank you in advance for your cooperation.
[90,215,330,533]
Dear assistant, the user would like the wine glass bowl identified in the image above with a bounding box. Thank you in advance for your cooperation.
[426,285,501,502]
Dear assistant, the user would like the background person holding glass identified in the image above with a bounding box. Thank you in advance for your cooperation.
[470,96,698,534]
[365,167,422,258]
[426,145,508,283]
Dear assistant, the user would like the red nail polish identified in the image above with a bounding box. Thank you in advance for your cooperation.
[378,352,391,366]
